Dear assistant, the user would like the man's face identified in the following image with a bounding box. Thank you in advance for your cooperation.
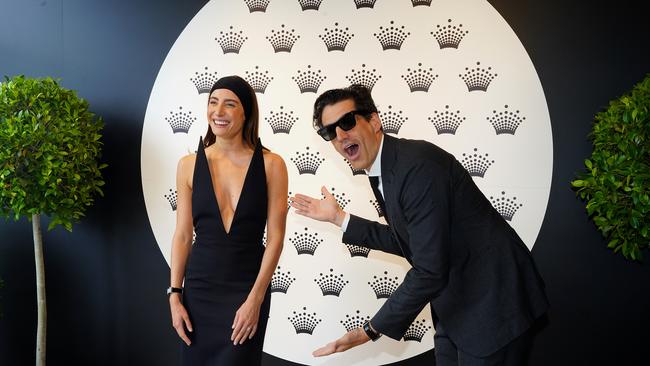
[321,99,382,170]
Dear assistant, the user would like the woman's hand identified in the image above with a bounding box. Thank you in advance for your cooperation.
[170,294,193,346]
[231,297,261,345]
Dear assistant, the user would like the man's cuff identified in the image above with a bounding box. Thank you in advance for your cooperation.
[340,212,350,232]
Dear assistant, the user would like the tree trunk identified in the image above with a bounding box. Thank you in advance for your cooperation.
[33,213,46,366]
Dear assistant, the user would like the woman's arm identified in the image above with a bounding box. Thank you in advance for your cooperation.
[231,152,288,345]
[169,154,196,346]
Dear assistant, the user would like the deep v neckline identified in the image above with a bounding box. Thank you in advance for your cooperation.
[204,144,257,236]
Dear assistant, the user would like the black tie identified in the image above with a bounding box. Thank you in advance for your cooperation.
[369,176,386,217]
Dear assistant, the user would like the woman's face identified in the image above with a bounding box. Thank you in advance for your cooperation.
[207,88,246,140]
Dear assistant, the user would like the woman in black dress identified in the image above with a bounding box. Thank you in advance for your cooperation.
[168,76,288,365]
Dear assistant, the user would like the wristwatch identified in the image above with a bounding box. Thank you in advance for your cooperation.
[166,286,183,296]
[362,320,382,341]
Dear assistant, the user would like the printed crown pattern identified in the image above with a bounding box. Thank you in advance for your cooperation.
[298,0,324,11]
[374,20,410,50]
[266,106,298,134]
[411,0,432,6]
[460,148,494,178]
[403,319,432,342]
[402,63,438,92]
[428,105,466,135]
[166,106,196,134]
[345,64,382,92]
[488,105,526,135]
[490,191,523,221]
[319,22,354,52]
[190,67,219,94]
[243,0,270,12]
[345,159,367,176]
[345,243,371,258]
[370,199,384,217]
[314,269,349,296]
[322,187,351,210]
[292,65,326,93]
[432,19,469,49]
[271,266,296,294]
[164,189,177,211]
[289,227,323,255]
[459,61,497,92]
[290,147,325,175]
[215,26,248,54]
[266,24,300,53]
[288,307,321,335]
[354,0,377,9]
[245,66,273,93]
[368,271,400,299]
[340,310,370,332]
[379,105,408,135]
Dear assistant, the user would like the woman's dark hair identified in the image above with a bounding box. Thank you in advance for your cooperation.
[312,84,378,129]
[204,76,260,149]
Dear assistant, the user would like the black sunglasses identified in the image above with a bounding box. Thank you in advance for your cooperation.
[317,110,370,141]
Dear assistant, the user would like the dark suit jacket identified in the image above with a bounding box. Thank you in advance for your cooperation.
[343,134,549,357]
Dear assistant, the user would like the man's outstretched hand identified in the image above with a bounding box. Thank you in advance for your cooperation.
[290,186,346,227]
[313,328,371,357]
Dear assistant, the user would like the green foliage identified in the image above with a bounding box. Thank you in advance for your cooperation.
[571,74,650,260]
[0,75,106,231]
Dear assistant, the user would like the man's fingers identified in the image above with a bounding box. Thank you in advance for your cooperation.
[313,341,336,357]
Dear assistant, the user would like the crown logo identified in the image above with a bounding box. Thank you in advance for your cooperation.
[314,268,349,297]
[245,66,273,93]
[290,147,325,175]
[292,65,326,93]
[271,266,296,294]
[487,105,525,135]
[345,243,371,257]
[354,0,377,9]
[460,148,494,178]
[379,105,407,135]
[411,0,432,6]
[266,106,298,134]
[319,22,354,52]
[215,26,248,54]
[490,191,523,221]
[266,24,300,53]
[322,187,350,210]
[370,199,384,217]
[368,271,400,299]
[298,0,324,11]
[403,319,432,342]
[432,19,469,49]
[344,158,366,176]
[243,0,270,12]
[164,189,177,211]
[287,191,292,211]
[402,63,438,92]
[192,231,196,245]
[289,227,323,255]
[165,106,196,134]
[428,105,466,135]
[340,310,370,332]
[189,67,218,94]
[346,64,382,92]
[288,307,322,335]
[374,20,410,50]
[459,61,497,92]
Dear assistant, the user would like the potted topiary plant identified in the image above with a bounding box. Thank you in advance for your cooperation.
[0,75,106,365]
[571,74,650,260]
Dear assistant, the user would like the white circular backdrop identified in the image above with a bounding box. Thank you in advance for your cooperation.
[142,0,552,364]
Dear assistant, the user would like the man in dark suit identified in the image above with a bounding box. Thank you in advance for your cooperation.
[290,85,549,365]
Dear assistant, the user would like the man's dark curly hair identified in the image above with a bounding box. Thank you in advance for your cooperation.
[312,84,378,130]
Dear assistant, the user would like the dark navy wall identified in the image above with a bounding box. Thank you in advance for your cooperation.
[1,0,648,365]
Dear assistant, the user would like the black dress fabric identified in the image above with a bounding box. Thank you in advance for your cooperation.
[181,138,269,365]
